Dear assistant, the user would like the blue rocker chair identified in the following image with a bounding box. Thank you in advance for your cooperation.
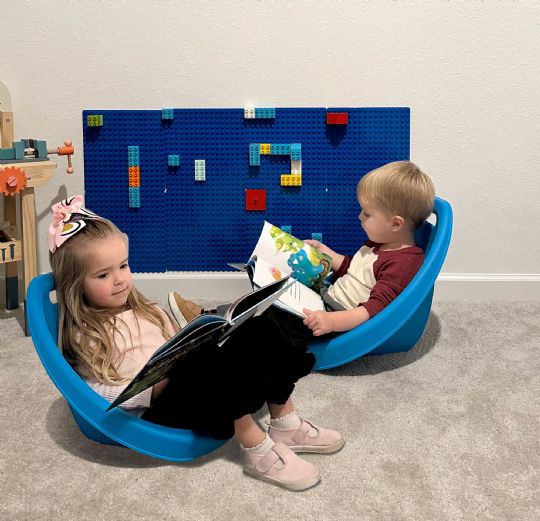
[27,196,451,461]
[309,196,453,369]
[27,274,227,462]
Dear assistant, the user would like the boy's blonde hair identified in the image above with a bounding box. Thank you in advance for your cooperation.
[357,161,435,229]
[49,218,172,385]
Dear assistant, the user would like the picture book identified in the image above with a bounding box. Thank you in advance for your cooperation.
[246,222,333,318]
[107,276,292,410]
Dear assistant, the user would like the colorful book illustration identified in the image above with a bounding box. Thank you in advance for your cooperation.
[247,222,332,318]
[107,276,292,410]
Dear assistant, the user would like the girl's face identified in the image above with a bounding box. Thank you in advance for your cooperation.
[82,235,132,309]
[358,198,396,244]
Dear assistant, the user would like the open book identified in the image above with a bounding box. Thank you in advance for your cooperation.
[241,222,333,318]
[107,276,292,411]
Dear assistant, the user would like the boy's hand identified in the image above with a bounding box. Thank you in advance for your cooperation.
[303,309,335,336]
[304,239,345,271]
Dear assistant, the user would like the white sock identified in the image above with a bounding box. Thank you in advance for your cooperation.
[270,410,302,430]
[243,433,275,454]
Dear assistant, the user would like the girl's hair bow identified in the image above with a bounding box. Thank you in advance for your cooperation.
[48,195,100,253]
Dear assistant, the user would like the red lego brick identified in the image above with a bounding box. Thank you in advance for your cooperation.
[326,112,349,125]
[245,189,266,211]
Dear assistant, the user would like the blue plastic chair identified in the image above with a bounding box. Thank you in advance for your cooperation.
[26,274,227,462]
[309,196,453,370]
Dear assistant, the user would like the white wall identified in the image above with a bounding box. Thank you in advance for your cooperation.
[1,1,539,300]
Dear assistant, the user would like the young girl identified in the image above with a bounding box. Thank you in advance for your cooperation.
[48,196,344,491]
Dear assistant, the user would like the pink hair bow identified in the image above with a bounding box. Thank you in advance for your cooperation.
[48,195,100,253]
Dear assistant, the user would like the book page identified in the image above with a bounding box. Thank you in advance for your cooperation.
[251,222,332,289]
[223,275,292,325]
[252,257,325,318]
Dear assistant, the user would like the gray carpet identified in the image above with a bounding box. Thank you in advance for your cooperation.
[1,301,538,521]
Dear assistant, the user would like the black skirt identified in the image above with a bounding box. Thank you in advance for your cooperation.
[141,315,315,439]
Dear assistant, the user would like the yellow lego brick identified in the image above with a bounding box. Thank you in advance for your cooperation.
[260,143,271,155]
[291,174,302,186]
[280,174,291,186]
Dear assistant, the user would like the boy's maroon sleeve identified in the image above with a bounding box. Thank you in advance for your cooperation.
[361,252,424,317]
[332,255,352,280]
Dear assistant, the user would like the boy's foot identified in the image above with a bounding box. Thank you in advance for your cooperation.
[243,442,320,491]
[268,419,345,454]
[168,292,203,328]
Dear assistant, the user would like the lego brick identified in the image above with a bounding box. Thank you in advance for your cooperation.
[249,143,260,166]
[87,114,104,126]
[281,225,292,234]
[168,154,180,167]
[128,146,140,167]
[244,107,255,119]
[161,109,174,120]
[311,232,323,242]
[128,166,140,187]
[290,143,301,161]
[326,112,349,125]
[245,189,266,211]
[270,143,291,155]
[128,187,141,208]
[291,160,302,175]
[254,107,276,119]
[83,108,409,271]
[260,143,271,155]
[280,174,302,187]
[195,159,206,181]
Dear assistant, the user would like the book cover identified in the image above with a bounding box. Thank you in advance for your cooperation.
[107,276,292,410]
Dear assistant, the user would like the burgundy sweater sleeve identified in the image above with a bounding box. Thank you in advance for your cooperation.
[361,248,424,317]
[332,255,352,280]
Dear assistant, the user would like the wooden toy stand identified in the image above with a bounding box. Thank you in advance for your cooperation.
[0,111,57,332]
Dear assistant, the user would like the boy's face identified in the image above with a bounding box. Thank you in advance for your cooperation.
[358,198,398,244]
[82,235,132,309]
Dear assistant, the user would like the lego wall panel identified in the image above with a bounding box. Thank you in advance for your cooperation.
[83,108,409,272]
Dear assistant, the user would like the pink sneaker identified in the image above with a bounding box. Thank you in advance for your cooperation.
[268,419,345,454]
[243,442,320,491]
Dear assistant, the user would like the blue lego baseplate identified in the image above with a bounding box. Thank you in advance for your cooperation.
[82,108,409,272]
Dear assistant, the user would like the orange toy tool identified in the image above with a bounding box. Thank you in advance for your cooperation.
[48,140,74,174]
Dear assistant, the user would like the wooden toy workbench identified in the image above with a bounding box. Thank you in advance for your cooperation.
[0,110,71,332]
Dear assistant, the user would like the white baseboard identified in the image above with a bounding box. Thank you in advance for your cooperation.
[435,273,540,301]
[133,272,540,303]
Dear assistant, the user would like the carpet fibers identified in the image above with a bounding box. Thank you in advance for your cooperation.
[1,301,538,521]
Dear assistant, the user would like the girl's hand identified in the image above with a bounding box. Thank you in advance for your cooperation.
[303,309,335,336]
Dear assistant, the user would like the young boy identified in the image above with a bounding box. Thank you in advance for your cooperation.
[169,161,435,339]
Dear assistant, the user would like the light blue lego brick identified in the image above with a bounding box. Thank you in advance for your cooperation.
[311,232,323,242]
[161,109,174,120]
[254,107,276,119]
[128,187,141,208]
[281,225,292,234]
[290,143,302,161]
[168,154,180,166]
[249,143,260,166]
[271,143,290,155]
[128,146,140,167]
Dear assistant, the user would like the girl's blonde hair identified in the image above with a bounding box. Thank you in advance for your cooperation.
[357,161,435,229]
[49,218,172,384]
